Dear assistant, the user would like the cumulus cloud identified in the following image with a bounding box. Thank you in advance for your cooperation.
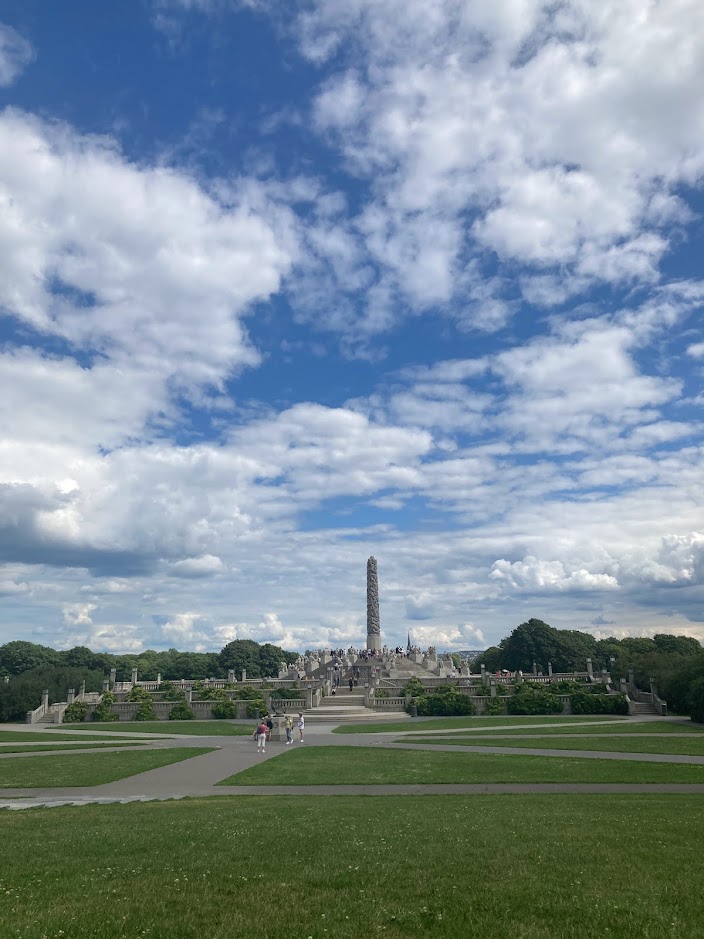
[0,24,34,87]
[0,108,293,392]
[491,556,619,593]
[407,623,486,650]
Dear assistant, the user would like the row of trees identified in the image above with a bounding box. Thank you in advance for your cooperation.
[0,639,298,682]
[480,619,704,719]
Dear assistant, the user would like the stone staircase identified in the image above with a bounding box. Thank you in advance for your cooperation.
[631,700,660,715]
[303,691,408,724]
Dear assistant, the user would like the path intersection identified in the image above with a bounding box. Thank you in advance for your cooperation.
[2,716,704,809]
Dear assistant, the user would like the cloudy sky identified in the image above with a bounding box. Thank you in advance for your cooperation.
[1,1,703,655]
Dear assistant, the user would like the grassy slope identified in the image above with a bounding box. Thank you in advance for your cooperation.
[220,745,704,785]
[333,715,623,734]
[48,721,251,735]
[0,747,214,788]
[405,735,704,756]
[0,795,703,938]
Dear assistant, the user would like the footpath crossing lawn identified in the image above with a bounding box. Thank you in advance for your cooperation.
[0,747,215,788]
[1,795,701,939]
[220,745,704,785]
[406,735,704,756]
[333,715,623,734]
[48,720,251,735]
[0,742,149,755]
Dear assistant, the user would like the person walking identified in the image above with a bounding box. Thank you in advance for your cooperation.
[297,712,305,743]
[285,714,293,745]
[349,676,354,692]
[265,714,274,742]
[255,718,268,752]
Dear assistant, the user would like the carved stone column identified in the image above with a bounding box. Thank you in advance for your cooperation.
[366,556,381,651]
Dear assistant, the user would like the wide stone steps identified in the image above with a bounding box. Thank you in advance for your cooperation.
[632,701,659,714]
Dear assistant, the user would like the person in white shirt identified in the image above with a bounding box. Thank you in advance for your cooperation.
[297,712,305,743]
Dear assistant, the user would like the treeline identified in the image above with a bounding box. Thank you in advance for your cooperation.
[481,619,704,719]
[0,639,298,682]
[0,639,300,723]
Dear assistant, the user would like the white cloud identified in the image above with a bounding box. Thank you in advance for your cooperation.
[170,555,225,578]
[0,23,34,87]
[407,623,486,651]
[490,556,619,593]
[0,108,293,393]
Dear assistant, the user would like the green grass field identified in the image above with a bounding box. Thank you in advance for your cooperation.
[0,747,214,788]
[433,721,704,736]
[219,745,704,785]
[405,735,704,756]
[0,730,140,742]
[48,720,251,735]
[0,795,702,938]
[333,715,625,734]
[0,742,149,754]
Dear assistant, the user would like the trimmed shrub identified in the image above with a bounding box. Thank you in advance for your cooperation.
[483,697,506,716]
[169,702,194,720]
[570,691,629,715]
[212,698,239,719]
[63,701,89,723]
[408,686,476,717]
[134,700,155,721]
[507,686,563,715]
[92,691,118,722]
[127,685,152,703]
[245,699,268,718]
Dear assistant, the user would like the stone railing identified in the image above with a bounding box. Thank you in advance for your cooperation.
[371,697,406,711]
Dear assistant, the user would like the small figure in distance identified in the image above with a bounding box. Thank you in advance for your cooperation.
[285,714,293,745]
[298,712,305,743]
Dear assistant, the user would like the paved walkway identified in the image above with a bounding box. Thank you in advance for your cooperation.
[1,716,702,809]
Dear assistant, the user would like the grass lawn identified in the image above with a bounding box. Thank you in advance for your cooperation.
[0,747,214,788]
[49,720,252,735]
[441,721,704,736]
[405,735,704,756]
[333,715,625,734]
[0,730,139,743]
[219,745,704,785]
[0,742,149,754]
[0,795,703,938]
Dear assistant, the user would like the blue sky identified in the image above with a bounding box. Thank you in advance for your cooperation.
[1,0,703,654]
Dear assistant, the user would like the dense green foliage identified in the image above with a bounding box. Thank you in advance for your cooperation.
[570,691,629,715]
[0,639,297,682]
[168,702,194,720]
[406,683,476,716]
[92,691,118,722]
[62,701,89,723]
[507,684,564,715]
[0,666,103,722]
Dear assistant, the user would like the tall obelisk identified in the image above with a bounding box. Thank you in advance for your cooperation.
[366,556,381,651]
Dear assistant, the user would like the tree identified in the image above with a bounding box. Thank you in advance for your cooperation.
[0,641,61,676]
[218,640,264,678]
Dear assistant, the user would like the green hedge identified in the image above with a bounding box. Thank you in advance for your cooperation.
[507,686,563,715]
[569,691,628,715]
[63,701,89,723]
